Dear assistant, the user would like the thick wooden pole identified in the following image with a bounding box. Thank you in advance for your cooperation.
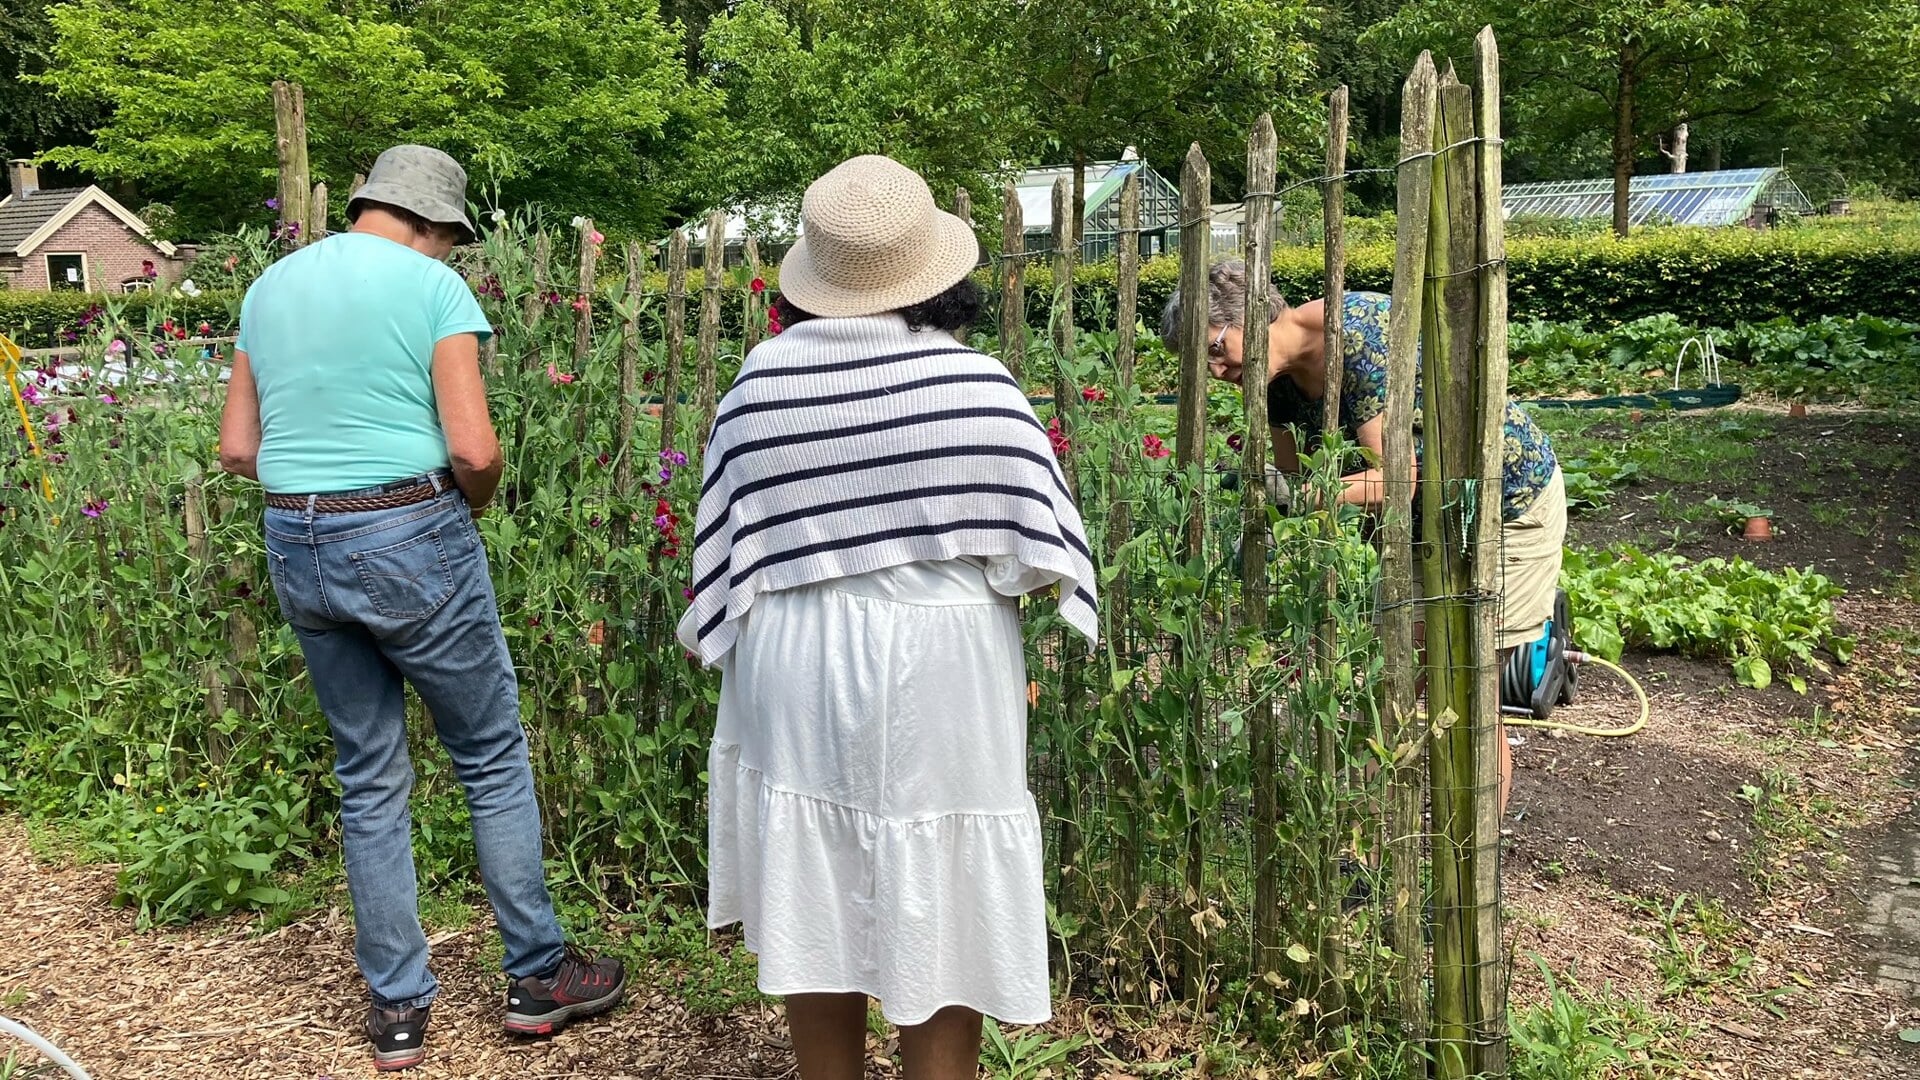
[662,232,688,454]
[1425,64,1485,1080]
[1241,113,1281,989]
[1175,141,1211,1007]
[954,186,973,231]
[271,82,311,248]
[1471,26,1511,1077]
[1384,52,1437,1069]
[1048,174,1084,936]
[696,211,725,436]
[1000,183,1026,384]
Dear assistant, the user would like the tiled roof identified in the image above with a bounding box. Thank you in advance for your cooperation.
[0,188,90,255]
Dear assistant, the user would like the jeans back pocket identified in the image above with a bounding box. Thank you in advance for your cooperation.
[351,529,456,620]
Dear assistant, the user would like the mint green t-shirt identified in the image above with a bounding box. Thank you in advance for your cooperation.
[237,232,493,494]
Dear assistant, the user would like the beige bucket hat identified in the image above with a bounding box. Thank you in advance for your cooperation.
[777,155,980,318]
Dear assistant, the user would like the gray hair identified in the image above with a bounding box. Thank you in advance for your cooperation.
[1157,259,1286,352]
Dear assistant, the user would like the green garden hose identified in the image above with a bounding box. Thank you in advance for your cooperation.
[1505,654,1650,738]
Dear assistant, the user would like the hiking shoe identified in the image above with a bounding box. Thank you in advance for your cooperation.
[365,1005,429,1071]
[503,946,626,1036]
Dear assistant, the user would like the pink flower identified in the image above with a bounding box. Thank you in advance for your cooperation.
[571,296,591,313]
[660,449,688,467]
[1047,416,1070,457]
[546,363,575,386]
[107,339,126,356]
[749,278,767,294]
[99,393,118,405]
[590,230,604,246]
[1142,434,1171,460]
[198,322,213,335]
[683,587,695,600]
[81,498,108,519]
[1082,386,1107,403]
[20,385,40,406]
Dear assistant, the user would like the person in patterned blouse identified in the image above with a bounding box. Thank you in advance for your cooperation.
[1161,259,1568,811]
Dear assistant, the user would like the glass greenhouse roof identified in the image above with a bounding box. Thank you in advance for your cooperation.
[1502,168,1815,227]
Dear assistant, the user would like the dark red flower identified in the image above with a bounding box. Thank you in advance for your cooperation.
[1082,386,1107,403]
[749,278,766,294]
[1047,416,1070,457]
[1142,434,1171,460]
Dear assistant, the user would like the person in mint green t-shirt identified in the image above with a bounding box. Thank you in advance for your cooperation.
[216,144,625,1072]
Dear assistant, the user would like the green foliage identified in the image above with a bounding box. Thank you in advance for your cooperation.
[1562,545,1851,690]
[1510,956,1681,1080]
[34,0,703,235]
[1511,313,1920,404]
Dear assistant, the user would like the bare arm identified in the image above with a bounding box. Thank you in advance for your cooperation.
[217,351,261,480]
[1336,413,1419,509]
[430,332,503,513]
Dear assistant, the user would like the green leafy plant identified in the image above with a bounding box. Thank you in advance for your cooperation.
[1511,957,1680,1080]
[981,1022,1087,1080]
[1563,544,1852,690]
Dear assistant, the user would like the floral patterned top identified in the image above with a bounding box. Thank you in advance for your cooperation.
[1266,292,1558,522]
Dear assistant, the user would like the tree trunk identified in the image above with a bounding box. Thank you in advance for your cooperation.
[1611,39,1639,238]
[1665,123,1689,173]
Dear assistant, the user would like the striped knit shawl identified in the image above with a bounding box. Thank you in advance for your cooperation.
[676,314,1099,665]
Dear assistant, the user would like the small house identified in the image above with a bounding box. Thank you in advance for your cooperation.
[0,160,182,292]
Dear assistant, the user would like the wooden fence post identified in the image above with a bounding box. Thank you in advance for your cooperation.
[271,81,311,248]
[1383,52,1438,1071]
[1314,85,1353,1019]
[1109,170,1144,1004]
[1240,113,1282,991]
[1424,61,1486,1080]
[743,237,764,355]
[575,218,597,365]
[999,183,1026,385]
[309,182,328,242]
[1050,177,1077,443]
[615,240,644,503]
[696,211,724,437]
[954,186,972,230]
[661,232,688,454]
[1175,141,1212,1007]
[1471,27,1512,1077]
[1048,174,1085,935]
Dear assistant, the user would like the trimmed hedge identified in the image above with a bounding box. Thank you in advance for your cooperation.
[0,290,240,349]
[8,221,1916,350]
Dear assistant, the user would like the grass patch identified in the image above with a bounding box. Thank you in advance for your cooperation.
[1736,767,1859,894]
[1511,957,1690,1079]
[1632,895,1754,1000]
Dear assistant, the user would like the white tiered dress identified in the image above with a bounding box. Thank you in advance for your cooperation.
[705,557,1052,1026]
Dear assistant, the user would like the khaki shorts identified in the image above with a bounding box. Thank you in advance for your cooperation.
[1495,467,1567,650]
[1405,466,1567,651]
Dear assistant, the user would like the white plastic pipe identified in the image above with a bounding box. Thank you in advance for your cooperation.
[0,1016,94,1080]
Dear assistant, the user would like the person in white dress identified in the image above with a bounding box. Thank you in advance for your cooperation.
[678,155,1099,1080]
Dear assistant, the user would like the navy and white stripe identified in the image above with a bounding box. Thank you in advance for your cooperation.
[676,314,1099,665]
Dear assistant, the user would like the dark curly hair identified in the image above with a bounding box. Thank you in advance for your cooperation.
[773,277,984,335]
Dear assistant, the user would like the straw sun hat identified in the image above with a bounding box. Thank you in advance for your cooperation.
[776,155,980,318]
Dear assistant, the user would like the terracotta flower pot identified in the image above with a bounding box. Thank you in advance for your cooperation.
[1788,402,1808,419]
[1742,516,1773,542]
[587,619,606,646]
[1629,409,1644,424]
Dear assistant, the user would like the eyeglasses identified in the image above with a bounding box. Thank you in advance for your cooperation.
[1207,325,1229,357]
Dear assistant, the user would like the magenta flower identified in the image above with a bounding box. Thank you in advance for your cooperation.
[20,385,41,406]
[100,393,118,405]
[81,498,108,519]
[659,467,673,482]
[1047,416,1070,457]
[660,449,688,467]
[1142,434,1171,460]
[266,197,279,210]
[682,587,695,600]
[546,362,575,386]
[107,339,126,356]
[596,452,611,467]
[653,513,671,529]
[1082,386,1107,403]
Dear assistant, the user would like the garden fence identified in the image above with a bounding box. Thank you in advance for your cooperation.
[0,33,1517,1078]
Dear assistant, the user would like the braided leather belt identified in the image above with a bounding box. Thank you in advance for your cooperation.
[265,476,445,513]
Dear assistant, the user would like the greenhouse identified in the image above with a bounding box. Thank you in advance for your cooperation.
[1013,159,1182,260]
[1501,167,1816,227]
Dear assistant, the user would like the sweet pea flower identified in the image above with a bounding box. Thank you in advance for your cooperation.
[1082,386,1107,403]
[590,230,604,246]
[81,498,108,519]
[571,296,591,313]
[546,363,575,386]
[490,208,507,224]
[1142,434,1171,459]
[99,393,118,405]
[749,278,767,294]
[1047,416,1070,457]
[266,197,279,210]
[1227,433,1244,452]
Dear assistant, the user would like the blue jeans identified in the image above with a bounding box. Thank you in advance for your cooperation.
[264,477,565,1009]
